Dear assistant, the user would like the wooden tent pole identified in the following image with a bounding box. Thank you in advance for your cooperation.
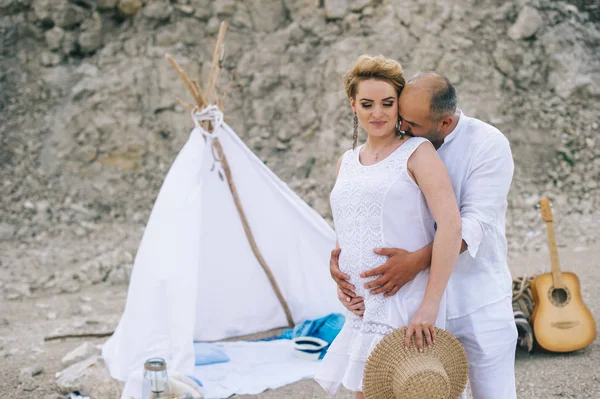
[167,22,294,328]
[213,141,295,328]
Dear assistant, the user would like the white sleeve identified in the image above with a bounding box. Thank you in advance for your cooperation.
[460,134,514,258]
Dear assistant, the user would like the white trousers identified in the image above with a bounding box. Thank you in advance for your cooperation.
[446,296,518,399]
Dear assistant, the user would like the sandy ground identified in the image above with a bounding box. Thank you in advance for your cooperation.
[1,223,599,399]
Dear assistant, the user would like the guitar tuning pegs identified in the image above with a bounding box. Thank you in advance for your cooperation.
[536,200,553,209]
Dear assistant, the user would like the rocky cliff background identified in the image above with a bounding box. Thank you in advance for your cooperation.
[1,0,599,247]
[1,0,599,279]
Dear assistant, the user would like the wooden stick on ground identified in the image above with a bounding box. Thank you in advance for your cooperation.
[44,331,114,342]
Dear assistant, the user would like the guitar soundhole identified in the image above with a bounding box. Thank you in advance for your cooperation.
[548,286,571,307]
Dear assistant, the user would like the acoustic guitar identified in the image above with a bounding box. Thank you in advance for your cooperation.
[530,198,596,352]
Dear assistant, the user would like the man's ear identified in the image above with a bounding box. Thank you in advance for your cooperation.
[440,115,453,129]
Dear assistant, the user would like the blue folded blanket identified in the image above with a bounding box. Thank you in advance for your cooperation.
[193,342,230,366]
[261,313,345,359]
[282,313,345,343]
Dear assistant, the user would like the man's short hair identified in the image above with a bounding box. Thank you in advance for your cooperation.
[408,72,457,120]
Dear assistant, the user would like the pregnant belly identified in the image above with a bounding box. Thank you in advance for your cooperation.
[339,250,387,297]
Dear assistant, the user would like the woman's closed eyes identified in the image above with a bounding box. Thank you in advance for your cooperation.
[360,102,395,108]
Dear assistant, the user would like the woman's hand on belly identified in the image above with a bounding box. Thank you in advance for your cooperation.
[337,287,364,317]
[329,247,357,298]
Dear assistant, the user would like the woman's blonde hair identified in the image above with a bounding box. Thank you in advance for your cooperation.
[343,55,405,99]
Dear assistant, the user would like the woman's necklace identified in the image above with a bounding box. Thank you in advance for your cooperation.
[366,139,396,163]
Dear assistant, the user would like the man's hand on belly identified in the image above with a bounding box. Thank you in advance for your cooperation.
[361,245,432,297]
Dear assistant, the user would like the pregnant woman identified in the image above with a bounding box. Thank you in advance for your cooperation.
[314,55,462,398]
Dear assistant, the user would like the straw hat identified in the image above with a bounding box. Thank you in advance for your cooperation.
[363,327,468,399]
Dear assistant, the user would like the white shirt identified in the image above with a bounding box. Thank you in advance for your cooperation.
[437,111,514,319]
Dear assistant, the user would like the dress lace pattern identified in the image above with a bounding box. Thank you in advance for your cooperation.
[328,137,427,361]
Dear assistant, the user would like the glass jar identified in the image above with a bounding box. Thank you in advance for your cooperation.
[142,358,173,399]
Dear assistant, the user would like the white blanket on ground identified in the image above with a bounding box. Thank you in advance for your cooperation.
[120,339,322,399]
[194,340,321,399]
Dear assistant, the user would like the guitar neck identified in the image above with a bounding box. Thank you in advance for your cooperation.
[544,220,565,289]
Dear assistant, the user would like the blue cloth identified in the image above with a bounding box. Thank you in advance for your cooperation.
[282,313,345,343]
[260,313,345,359]
[193,342,230,366]
[187,375,203,388]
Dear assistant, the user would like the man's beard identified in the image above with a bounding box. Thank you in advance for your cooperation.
[423,129,444,150]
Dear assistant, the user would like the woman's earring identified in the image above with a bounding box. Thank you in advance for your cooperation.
[396,117,404,139]
[353,113,358,150]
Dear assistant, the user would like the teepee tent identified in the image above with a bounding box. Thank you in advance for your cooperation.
[102,21,342,395]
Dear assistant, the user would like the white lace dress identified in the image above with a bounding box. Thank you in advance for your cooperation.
[315,137,447,395]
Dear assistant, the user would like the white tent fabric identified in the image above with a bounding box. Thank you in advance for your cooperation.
[102,106,343,394]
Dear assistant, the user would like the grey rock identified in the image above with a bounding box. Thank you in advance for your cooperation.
[244,0,286,32]
[15,225,29,238]
[97,0,118,10]
[118,0,141,17]
[54,3,86,28]
[508,6,543,40]
[78,29,103,54]
[206,15,221,35]
[325,0,347,19]
[61,31,76,55]
[58,277,81,294]
[20,364,44,378]
[349,0,371,12]
[74,226,87,237]
[36,200,50,213]
[56,356,120,397]
[107,263,132,285]
[144,1,172,20]
[77,12,103,54]
[45,26,64,51]
[213,0,235,16]
[32,0,54,22]
[0,0,32,13]
[40,51,62,66]
[155,27,179,47]
[0,223,16,241]
[344,12,361,29]
[190,0,211,20]
[540,22,600,99]
[61,342,99,367]
[175,4,194,15]
[20,376,38,392]
[5,282,31,300]
[362,5,373,16]
[19,365,43,391]
[79,304,93,314]
[18,23,43,40]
